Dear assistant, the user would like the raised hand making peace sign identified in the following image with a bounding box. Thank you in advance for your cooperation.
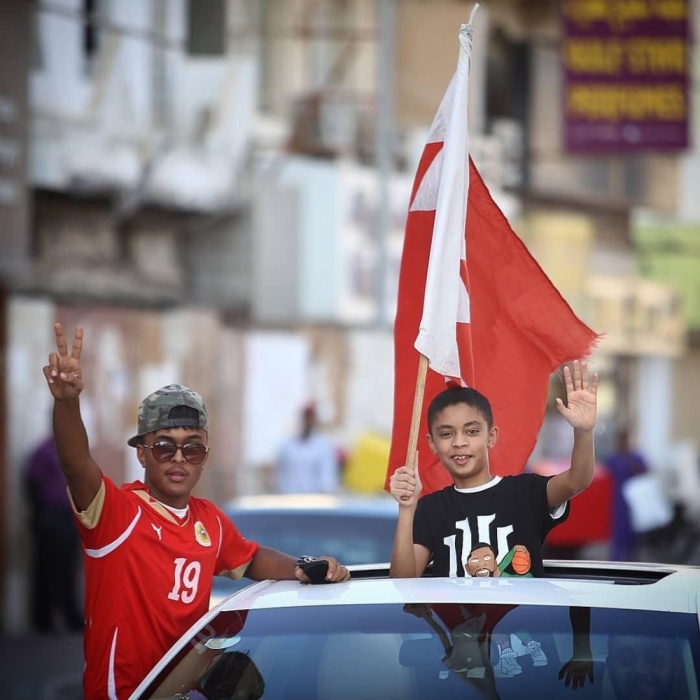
[43,323,85,399]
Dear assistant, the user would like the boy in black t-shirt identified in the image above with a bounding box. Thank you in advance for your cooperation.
[389,360,598,677]
[389,359,599,580]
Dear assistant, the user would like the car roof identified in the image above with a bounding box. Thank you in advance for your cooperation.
[212,561,700,616]
[132,560,700,697]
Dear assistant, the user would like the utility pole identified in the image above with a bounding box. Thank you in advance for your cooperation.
[0,0,31,286]
[375,0,395,328]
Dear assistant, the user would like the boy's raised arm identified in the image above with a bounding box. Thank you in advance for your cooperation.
[43,323,102,511]
[547,360,599,510]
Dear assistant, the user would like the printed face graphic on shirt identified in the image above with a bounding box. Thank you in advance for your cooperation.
[466,544,499,577]
[426,403,497,488]
[463,541,533,578]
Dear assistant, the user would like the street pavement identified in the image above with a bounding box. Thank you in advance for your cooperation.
[1,631,83,700]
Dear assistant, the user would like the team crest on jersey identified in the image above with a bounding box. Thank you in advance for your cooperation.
[194,521,212,547]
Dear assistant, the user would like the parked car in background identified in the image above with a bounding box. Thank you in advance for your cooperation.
[133,559,700,699]
[210,493,397,604]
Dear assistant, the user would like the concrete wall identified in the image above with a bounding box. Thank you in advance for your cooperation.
[30,0,254,211]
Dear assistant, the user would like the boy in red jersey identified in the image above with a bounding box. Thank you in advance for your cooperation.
[43,323,350,699]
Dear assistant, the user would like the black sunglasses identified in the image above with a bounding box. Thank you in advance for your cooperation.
[143,441,210,465]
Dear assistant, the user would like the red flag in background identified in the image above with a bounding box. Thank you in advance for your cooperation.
[387,16,600,496]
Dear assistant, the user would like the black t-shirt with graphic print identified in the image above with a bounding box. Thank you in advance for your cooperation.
[413,474,569,578]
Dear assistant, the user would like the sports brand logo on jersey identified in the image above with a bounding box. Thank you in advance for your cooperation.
[151,523,163,540]
[194,521,212,547]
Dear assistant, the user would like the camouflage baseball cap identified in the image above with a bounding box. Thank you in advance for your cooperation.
[127,384,208,447]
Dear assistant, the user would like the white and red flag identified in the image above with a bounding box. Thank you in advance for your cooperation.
[387,15,600,496]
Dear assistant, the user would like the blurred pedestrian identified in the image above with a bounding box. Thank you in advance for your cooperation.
[23,434,84,633]
[276,403,340,494]
[604,429,649,561]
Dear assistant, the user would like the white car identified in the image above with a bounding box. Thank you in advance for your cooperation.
[132,560,700,699]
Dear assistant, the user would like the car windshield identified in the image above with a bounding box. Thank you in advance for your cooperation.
[226,512,395,565]
[136,603,700,699]
[211,511,396,601]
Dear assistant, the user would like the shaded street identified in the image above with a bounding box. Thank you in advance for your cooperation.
[1,631,82,699]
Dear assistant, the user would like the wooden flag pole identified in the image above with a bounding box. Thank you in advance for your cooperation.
[405,353,429,472]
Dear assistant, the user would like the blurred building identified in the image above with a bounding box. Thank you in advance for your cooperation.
[1,0,699,630]
[248,0,699,495]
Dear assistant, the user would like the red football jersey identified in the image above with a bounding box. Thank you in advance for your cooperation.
[74,478,259,699]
